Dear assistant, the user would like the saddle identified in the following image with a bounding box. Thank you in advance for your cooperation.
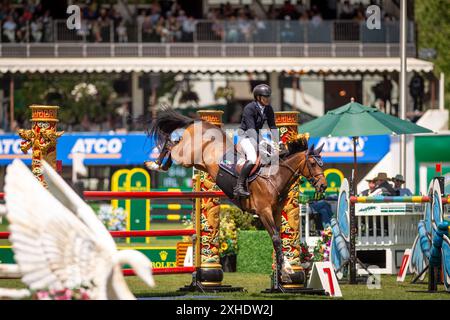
[218,144,262,181]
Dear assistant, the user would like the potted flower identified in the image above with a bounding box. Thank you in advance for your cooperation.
[95,205,127,242]
[219,213,238,272]
[312,226,333,262]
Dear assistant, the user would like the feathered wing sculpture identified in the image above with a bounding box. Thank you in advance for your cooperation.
[430,179,450,292]
[409,182,432,280]
[4,159,155,300]
[330,178,350,278]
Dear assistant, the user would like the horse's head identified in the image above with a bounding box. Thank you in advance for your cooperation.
[303,143,327,194]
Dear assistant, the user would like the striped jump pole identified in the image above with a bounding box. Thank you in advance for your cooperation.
[0,229,196,240]
[0,191,227,201]
[350,196,450,204]
[0,228,198,279]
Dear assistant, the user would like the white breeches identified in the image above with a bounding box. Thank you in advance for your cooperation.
[240,138,257,164]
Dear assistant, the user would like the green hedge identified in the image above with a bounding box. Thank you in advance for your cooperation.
[237,230,273,274]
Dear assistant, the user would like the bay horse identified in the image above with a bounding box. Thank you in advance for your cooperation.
[145,109,327,289]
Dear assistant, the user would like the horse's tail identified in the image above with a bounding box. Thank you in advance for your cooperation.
[147,107,195,149]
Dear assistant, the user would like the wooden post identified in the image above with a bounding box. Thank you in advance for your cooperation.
[275,111,304,288]
[18,105,64,187]
[195,110,224,286]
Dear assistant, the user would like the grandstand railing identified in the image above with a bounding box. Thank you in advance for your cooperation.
[0,42,416,58]
[0,19,416,58]
[0,19,415,44]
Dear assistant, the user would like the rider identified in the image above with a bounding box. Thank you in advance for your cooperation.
[234,84,278,198]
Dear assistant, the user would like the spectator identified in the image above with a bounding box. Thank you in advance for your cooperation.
[211,14,224,40]
[155,16,170,43]
[353,9,365,22]
[177,9,187,26]
[181,16,196,42]
[391,174,413,196]
[225,15,240,42]
[167,15,182,42]
[42,10,53,42]
[310,7,323,27]
[116,20,128,43]
[142,14,154,42]
[309,199,334,229]
[3,15,16,42]
[30,17,43,42]
[237,9,252,42]
[339,0,355,19]
[360,177,376,196]
[280,15,295,42]
[137,9,146,28]
[372,75,393,114]
[150,6,161,25]
[252,16,267,41]
[77,11,90,40]
[299,10,310,23]
[372,172,398,196]
[97,9,111,42]
[409,72,425,112]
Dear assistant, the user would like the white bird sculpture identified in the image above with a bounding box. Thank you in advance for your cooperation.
[4,159,155,300]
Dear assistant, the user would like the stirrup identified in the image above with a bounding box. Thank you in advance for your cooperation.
[233,185,250,198]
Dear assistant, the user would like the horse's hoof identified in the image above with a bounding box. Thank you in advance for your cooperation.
[145,161,166,172]
[281,273,293,283]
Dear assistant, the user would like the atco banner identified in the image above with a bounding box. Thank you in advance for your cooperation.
[0,133,157,165]
[0,133,390,165]
[309,135,390,163]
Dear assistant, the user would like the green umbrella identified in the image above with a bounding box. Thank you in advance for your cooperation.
[298,99,433,185]
[298,99,433,284]
[299,99,432,137]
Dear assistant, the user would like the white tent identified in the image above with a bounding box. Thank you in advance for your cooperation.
[0,57,433,74]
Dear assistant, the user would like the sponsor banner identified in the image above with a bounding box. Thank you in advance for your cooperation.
[309,135,390,163]
[0,133,157,166]
[0,133,390,165]
[0,246,177,267]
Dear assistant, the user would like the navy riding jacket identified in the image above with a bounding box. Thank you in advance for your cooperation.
[239,101,277,141]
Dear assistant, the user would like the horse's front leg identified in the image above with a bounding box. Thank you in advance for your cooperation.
[258,207,293,290]
[145,147,172,172]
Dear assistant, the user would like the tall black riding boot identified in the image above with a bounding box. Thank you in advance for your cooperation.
[233,160,254,198]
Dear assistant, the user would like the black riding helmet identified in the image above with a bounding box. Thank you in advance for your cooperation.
[253,84,271,99]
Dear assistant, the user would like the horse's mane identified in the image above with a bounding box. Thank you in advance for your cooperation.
[147,107,195,149]
[281,134,310,158]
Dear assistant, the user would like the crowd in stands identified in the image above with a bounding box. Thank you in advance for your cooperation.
[0,0,197,43]
[136,2,197,43]
[0,2,53,42]
[1,0,398,43]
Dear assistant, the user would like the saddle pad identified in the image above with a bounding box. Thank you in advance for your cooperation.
[219,148,260,182]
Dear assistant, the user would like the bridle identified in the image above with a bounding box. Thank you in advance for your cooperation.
[280,151,325,190]
[154,137,176,166]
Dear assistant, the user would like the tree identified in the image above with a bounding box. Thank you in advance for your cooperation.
[17,73,118,130]
[415,0,450,116]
